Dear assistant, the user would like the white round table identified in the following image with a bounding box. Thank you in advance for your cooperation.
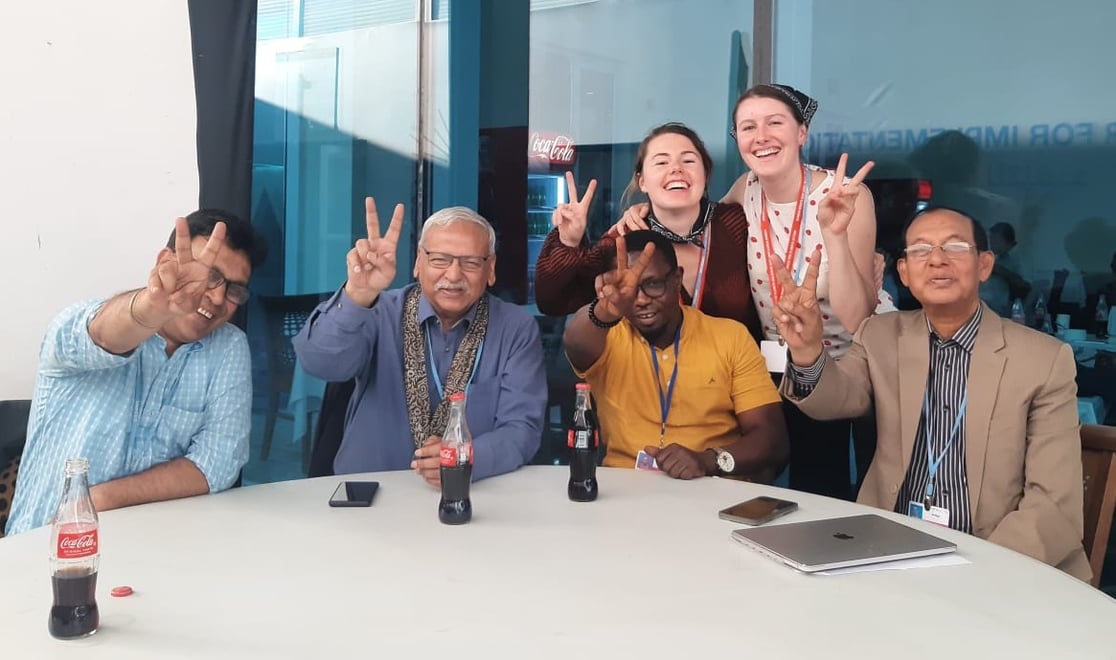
[1,466,1113,658]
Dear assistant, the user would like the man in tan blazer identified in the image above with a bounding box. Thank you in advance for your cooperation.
[771,206,1089,582]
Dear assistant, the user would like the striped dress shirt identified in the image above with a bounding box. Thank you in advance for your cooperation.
[788,307,982,533]
[892,307,982,533]
[6,298,251,535]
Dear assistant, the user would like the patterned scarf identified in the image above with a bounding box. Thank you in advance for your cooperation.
[645,199,715,247]
[401,285,489,448]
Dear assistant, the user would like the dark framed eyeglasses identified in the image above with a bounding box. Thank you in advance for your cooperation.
[423,249,491,272]
[637,269,677,299]
[207,268,251,304]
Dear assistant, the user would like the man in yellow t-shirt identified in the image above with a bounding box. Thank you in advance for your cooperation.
[562,231,788,480]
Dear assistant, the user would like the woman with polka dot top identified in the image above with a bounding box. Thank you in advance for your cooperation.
[722,84,889,500]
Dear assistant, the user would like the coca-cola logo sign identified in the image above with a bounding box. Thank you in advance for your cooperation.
[529,131,576,166]
[57,529,99,559]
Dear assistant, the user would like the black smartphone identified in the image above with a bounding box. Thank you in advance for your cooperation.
[328,481,380,507]
[718,496,797,525]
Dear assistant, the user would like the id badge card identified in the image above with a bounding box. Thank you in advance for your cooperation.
[908,501,951,527]
[760,339,788,373]
[635,450,659,471]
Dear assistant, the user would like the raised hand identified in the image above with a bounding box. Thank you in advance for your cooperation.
[771,246,825,366]
[553,171,597,247]
[145,217,227,319]
[611,202,650,236]
[816,153,874,235]
[345,197,405,307]
[594,235,657,320]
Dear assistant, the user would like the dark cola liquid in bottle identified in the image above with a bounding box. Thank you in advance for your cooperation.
[439,392,474,525]
[49,458,100,640]
[568,383,599,502]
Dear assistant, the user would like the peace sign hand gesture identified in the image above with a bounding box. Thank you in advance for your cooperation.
[770,246,825,367]
[145,217,227,321]
[593,236,656,321]
[345,197,405,307]
[553,171,598,248]
[816,153,874,235]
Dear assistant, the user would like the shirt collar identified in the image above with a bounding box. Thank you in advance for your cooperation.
[417,288,482,331]
[925,305,983,352]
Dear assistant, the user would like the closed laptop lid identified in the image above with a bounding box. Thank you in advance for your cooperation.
[731,513,957,573]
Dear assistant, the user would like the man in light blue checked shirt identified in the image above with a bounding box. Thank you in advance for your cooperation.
[6,210,267,535]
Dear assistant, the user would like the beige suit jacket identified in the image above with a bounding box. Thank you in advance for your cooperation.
[781,304,1090,582]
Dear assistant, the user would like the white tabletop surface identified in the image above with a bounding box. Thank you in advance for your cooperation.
[2,466,1114,659]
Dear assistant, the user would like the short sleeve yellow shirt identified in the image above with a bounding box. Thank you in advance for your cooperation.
[576,306,781,468]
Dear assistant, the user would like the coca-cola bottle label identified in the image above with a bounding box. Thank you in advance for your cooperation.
[568,430,599,449]
[56,525,98,560]
[440,444,472,466]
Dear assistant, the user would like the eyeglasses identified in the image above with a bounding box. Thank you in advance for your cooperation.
[207,268,251,304]
[902,242,975,261]
[637,269,677,299]
[423,249,491,272]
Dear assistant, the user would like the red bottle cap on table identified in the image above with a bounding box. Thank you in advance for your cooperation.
[110,586,134,597]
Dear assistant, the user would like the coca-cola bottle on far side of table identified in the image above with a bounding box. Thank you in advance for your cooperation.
[439,392,474,525]
[49,457,100,640]
[567,383,599,502]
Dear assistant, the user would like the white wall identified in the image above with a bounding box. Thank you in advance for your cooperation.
[0,2,199,399]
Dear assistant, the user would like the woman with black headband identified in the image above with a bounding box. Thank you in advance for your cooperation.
[534,122,764,342]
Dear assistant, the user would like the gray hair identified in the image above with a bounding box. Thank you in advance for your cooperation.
[418,206,497,254]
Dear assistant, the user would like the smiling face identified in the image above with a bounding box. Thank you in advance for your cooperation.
[733,95,807,179]
[159,237,252,350]
[636,132,708,214]
[622,250,683,345]
[413,221,496,326]
[897,209,994,314]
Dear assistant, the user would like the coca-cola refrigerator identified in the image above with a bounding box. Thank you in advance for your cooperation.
[525,171,568,305]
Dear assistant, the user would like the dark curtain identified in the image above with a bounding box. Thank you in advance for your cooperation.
[187,0,257,223]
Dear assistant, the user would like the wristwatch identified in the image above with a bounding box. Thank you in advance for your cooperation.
[712,447,735,475]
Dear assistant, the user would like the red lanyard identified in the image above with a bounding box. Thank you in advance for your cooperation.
[760,165,808,304]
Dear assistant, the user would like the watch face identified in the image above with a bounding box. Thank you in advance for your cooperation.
[717,450,735,473]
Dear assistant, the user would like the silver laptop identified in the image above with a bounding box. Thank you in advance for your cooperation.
[731,513,956,573]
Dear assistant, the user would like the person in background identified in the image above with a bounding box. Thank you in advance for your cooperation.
[980,222,1030,316]
[534,122,763,342]
[776,206,1089,582]
[562,231,788,480]
[7,211,266,535]
[294,201,546,486]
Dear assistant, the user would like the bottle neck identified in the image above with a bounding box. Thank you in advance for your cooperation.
[575,391,590,410]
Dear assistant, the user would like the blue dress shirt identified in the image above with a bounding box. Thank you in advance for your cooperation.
[293,285,546,479]
[6,299,252,535]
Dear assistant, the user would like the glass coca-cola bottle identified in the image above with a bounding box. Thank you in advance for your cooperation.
[567,383,599,502]
[49,457,100,640]
[438,393,473,525]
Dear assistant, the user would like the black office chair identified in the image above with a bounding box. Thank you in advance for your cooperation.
[308,379,356,477]
[0,399,32,537]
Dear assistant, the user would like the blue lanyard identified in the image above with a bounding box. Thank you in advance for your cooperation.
[650,322,682,447]
[425,330,485,400]
[921,385,968,506]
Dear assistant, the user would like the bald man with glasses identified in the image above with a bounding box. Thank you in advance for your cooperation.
[776,206,1089,582]
[294,201,546,486]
